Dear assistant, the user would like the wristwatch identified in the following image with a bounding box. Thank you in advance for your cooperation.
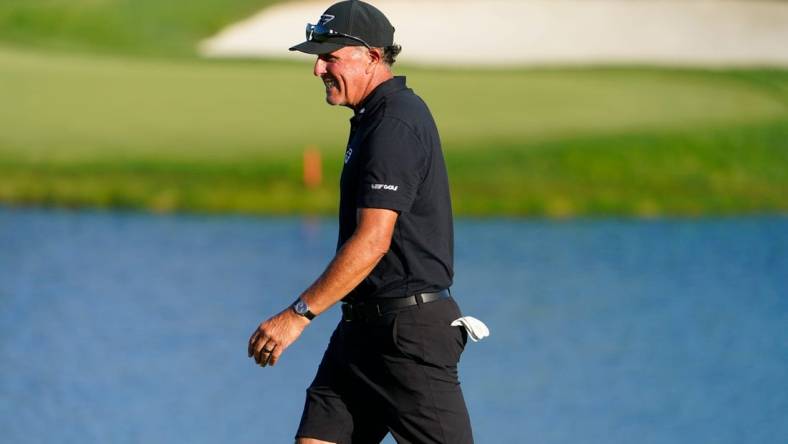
[291,297,316,320]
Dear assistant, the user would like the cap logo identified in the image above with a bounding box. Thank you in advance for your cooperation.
[319,14,335,25]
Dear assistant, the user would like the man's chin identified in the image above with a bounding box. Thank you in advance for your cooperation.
[325,96,345,106]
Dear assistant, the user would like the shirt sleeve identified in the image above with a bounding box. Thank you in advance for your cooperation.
[357,117,427,213]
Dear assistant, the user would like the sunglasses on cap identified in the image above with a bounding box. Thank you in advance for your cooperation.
[305,23,371,49]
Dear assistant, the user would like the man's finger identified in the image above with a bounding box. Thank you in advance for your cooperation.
[248,329,260,357]
[253,333,268,354]
[255,339,273,364]
[269,347,283,367]
[260,344,277,367]
[259,343,278,367]
[252,336,264,363]
[250,331,265,359]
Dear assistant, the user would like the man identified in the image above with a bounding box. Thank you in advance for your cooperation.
[247,1,473,443]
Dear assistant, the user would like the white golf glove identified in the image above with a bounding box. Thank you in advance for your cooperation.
[451,316,490,342]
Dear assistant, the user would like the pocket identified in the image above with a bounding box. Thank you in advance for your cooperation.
[392,309,466,368]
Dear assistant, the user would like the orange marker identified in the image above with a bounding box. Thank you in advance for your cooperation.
[303,146,322,189]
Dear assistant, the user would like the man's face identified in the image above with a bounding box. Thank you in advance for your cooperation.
[313,46,370,107]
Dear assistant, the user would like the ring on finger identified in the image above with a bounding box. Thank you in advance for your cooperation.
[262,350,275,366]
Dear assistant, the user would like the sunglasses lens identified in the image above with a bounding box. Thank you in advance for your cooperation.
[306,23,327,42]
[304,23,368,48]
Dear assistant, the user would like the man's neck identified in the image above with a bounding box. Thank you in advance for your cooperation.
[351,70,394,111]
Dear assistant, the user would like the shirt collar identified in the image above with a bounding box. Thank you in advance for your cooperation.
[353,76,407,120]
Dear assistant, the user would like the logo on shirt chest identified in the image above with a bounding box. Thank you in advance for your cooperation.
[344,146,353,164]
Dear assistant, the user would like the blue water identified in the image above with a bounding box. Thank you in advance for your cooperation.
[0,207,786,443]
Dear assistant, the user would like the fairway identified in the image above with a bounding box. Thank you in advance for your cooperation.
[2,45,787,215]
[2,46,787,159]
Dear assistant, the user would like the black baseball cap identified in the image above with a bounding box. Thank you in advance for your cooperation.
[289,0,395,55]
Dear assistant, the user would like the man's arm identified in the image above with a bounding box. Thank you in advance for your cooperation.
[248,207,398,367]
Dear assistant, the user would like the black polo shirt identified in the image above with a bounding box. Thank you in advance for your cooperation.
[338,76,453,301]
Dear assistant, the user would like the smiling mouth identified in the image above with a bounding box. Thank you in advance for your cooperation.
[322,76,337,90]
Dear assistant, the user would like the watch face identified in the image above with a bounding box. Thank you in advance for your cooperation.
[295,300,308,315]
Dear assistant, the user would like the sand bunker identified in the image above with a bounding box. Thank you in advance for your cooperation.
[200,0,788,66]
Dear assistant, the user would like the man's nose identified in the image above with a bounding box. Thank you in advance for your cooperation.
[313,58,326,77]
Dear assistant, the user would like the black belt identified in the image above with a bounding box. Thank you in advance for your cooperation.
[341,289,450,322]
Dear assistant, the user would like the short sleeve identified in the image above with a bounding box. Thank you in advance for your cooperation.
[357,117,427,212]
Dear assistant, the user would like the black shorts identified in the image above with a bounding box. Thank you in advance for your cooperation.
[296,296,473,444]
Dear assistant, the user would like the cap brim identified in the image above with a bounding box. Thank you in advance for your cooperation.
[289,40,348,55]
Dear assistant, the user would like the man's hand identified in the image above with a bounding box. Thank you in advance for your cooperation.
[248,307,310,367]
[247,209,397,368]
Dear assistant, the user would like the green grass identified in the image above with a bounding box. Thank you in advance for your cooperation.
[1,45,787,216]
[3,123,786,216]
[0,0,283,56]
[448,123,788,216]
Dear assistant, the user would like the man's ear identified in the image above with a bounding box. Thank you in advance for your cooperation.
[366,48,383,72]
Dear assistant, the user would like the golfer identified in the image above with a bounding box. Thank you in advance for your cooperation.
[247,1,473,442]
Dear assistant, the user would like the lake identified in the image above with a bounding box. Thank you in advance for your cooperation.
[1,207,786,443]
